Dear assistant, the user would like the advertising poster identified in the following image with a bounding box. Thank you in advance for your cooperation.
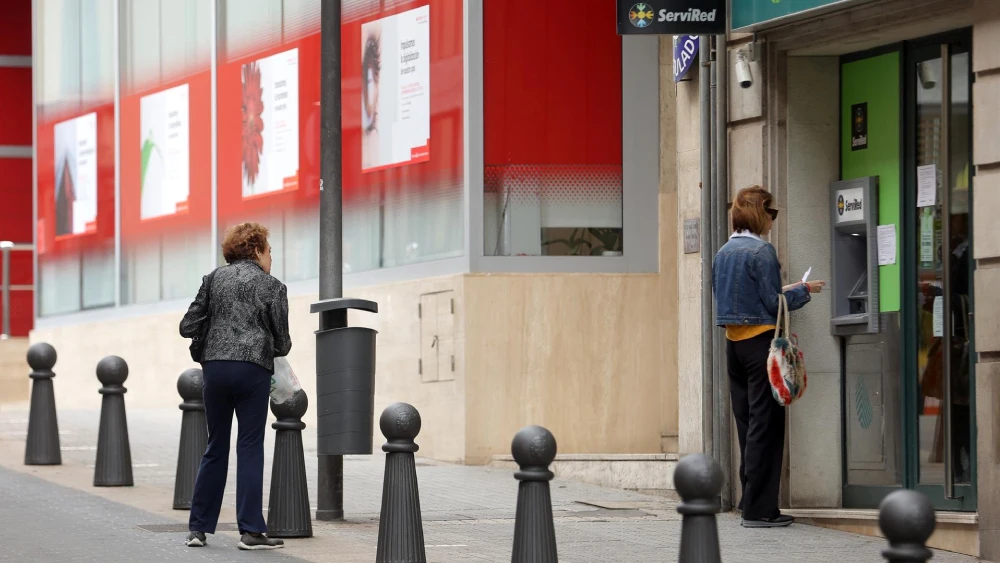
[54,112,98,237]
[140,83,190,219]
[361,5,431,173]
[241,48,300,198]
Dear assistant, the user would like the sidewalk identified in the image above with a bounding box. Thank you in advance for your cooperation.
[0,406,978,562]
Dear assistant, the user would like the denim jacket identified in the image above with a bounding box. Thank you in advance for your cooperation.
[712,233,811,327]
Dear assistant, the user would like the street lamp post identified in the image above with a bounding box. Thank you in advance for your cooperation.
[317,0,345,522]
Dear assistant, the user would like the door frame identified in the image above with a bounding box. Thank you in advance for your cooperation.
[839,28,977,512]
[901,28,977,512]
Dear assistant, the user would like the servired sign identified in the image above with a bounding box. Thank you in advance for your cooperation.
[617,0,727,35]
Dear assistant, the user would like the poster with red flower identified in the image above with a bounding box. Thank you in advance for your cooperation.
[241,48,300,198]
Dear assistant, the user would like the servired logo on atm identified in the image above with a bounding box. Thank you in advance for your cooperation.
[837,193,863,217]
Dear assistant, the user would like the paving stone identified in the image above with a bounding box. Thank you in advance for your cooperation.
[0,465,309,562]
[0,408,979,563]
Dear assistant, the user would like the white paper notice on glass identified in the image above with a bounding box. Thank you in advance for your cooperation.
[877,224,897,266]
[933,296,944,337]
[917,164,937,207]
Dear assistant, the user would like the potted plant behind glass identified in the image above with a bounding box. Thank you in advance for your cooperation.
[587,228,623,256]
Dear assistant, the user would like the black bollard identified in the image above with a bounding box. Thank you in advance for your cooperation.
[878,489,936,563]
[510,425,559,563]
[674,453,723,563]
[266,389,313,538]
[24,343,61,465]
[93,355,133,487]
[376,402,426,563]
[173,368,207,510]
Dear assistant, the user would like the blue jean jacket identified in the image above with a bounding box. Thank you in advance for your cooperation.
[712,234,811,327]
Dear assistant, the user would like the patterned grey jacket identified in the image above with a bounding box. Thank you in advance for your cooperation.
[179,259,292,372]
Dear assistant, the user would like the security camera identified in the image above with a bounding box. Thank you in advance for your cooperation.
[918,61,937,90]
[735,49,753,89]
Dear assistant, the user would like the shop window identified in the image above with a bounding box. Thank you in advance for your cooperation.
[216,0,463,279]
[482,0,623,257]
[119,0,213,305]
[35,0,116,316]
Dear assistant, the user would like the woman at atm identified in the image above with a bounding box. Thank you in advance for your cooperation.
[712,185,825,528]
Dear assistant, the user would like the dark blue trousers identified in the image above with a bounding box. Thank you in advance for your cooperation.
[189,360,271,534]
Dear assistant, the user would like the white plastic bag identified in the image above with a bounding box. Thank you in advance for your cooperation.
[270,357,302,404]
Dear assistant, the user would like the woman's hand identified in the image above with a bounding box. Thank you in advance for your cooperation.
[782,281,826,293]
[805,280,826,293]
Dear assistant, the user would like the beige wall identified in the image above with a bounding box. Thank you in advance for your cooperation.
[659,36,680,453]
[29,276,468,461]
[463,274,667,464]
[972,0,1000,558]
[0,338,29,404]
[30,270,676,466]
[673,41,704,456]
[784,56,842,508]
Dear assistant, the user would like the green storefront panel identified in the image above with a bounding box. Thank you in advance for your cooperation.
[732,0,859,31]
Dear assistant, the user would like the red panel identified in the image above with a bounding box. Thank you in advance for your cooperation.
[0,290,33,337]
[0,68,32,146]
[0,0,31,56]
[0,158,32,242]
[483,0,622,166]
[35,103,116,260]
[119,73,212,241]
[8,251,32,286]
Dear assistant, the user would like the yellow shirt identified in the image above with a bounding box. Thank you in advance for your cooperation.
[725,324,776,341]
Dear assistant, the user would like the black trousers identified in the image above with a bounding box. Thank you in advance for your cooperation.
[727,331,785,520]
[189,360,271,535]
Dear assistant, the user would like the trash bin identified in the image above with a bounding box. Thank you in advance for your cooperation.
[311,298,378,455]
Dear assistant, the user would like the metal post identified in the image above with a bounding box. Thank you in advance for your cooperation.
[940,43,958,501]
[318,0,345,521]
[1,241,11,339]
[713,35,732,512]
[699,35,714,457]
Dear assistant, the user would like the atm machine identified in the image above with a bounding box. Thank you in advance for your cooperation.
[830,177,902,488]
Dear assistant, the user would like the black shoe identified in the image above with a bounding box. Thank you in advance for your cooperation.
[742,514,795,528]
[185,531,207,547]
[237,532,284,550]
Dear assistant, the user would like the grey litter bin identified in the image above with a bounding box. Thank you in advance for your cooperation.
[310,298,378,455]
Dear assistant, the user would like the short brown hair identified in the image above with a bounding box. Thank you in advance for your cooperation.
[221,222,270,264]
[730,185,774,235]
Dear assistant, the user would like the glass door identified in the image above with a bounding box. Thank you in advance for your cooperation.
[903,32,976,511]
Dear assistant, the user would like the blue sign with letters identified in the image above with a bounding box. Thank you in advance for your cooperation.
[673,35,699,83]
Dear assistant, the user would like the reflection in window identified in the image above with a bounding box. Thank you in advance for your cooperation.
[36,0,116,316]
[483,0,623,257]
[120,0,213,306]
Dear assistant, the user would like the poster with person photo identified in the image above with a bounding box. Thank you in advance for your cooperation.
[361,5,431,173]
[241,48,300,198]
[54,112,98,237]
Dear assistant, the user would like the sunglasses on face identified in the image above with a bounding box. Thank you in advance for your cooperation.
[766,207,779,220]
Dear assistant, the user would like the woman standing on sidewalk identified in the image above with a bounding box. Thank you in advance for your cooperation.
[712,186,825,528]
[179,221,291,550]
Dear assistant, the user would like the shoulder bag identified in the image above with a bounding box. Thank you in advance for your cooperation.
[766,293,808,406]
[189,269,218,363]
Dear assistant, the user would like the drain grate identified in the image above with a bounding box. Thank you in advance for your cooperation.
[136,523,240,533]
